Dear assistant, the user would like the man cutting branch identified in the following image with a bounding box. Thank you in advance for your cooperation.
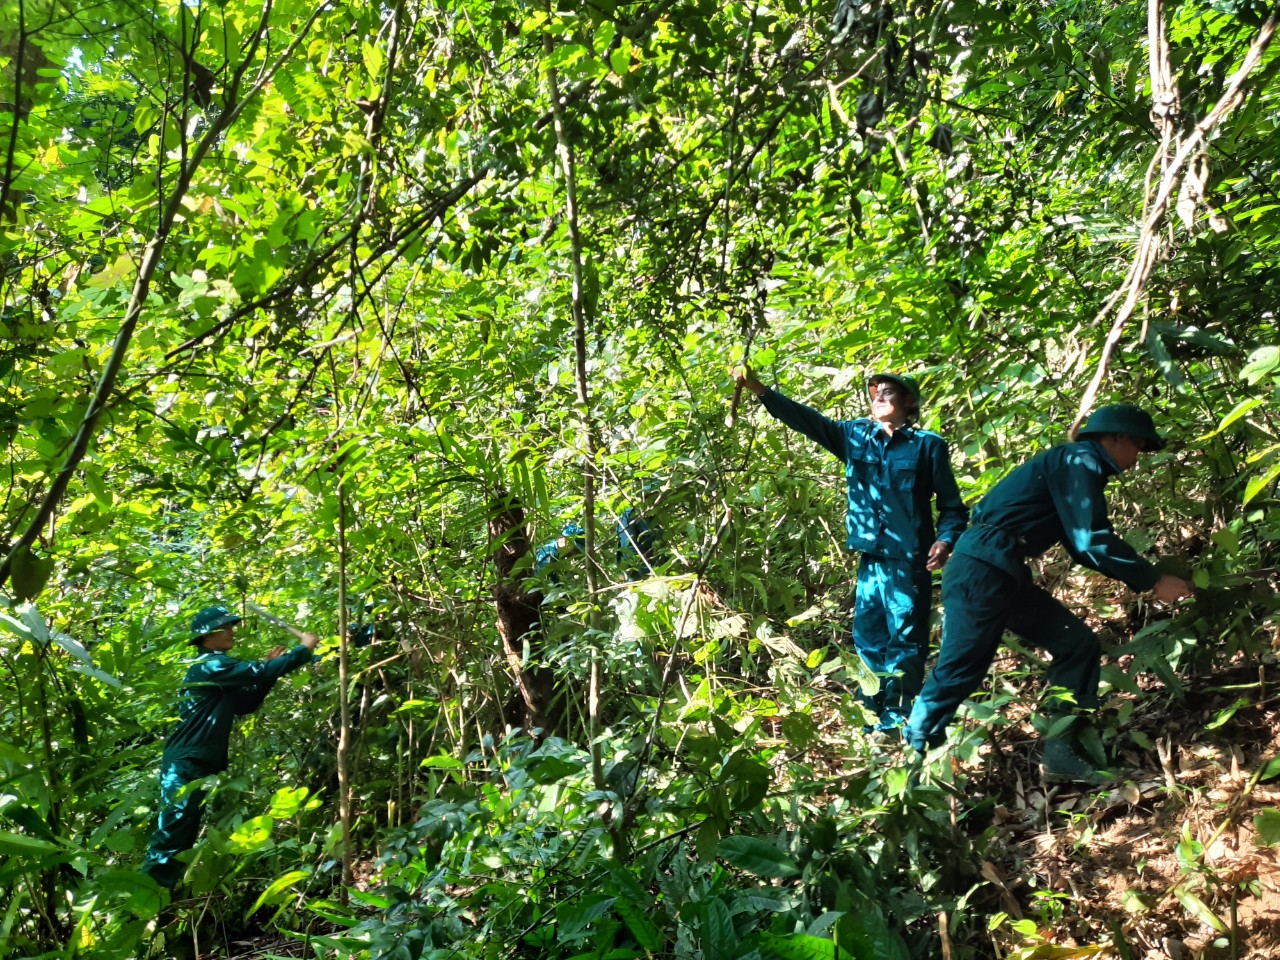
[142,603,319,888]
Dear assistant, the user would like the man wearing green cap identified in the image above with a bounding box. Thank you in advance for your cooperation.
[905,404,1194,784]
[730,367,968,731]
[142,604,319,888]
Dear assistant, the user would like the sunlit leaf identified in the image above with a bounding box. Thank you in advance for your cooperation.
[1254,808,1280,845]
[247,868,311,917]
[225,816,274,854]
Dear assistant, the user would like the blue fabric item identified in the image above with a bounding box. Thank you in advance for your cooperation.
[161,645,313,770]
[854,555,934,720]
[1076,404,1165,450]
[142,756,216,888]
[618,508,665,580]
[533,523,587,573]
[907,438,1160,750]
[143,644,313,885]
[757,388,967,561]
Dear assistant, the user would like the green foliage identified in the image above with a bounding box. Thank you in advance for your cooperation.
[3,0,1280,954]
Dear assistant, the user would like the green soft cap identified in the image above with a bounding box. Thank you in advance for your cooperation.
[191,604,243,643]
[866,373,921,407]
[1076,404,1166,451]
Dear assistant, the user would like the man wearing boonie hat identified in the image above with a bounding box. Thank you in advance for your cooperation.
[730,365,968,733]
[142,603,319,888]
[905,404,1194,785]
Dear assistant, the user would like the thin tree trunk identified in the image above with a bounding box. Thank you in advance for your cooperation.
[488,491,559,735]
[547,25,623,854]
[336,477,354,895]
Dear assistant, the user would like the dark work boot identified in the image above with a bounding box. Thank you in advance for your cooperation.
[1040,737,1116,787]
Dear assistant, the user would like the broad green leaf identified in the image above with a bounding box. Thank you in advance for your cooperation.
[835,898,912,960]
[780,712,818,750]
[1145,327,1186,391]
[699,897,735,960]
[10,548,54,603]
[758,933,838,960]
[305,898,360,927]
[0,611,36,643]
[67,662,122,688]
[1197,397,1264,440]
[0,831,61,858]
[593,21,616,56]
[51,631,92,665]
[225,815,274,854]
[1254,808,1280,845]
[91,870,164,919]
[1258,756,1280,782]
[362,41,384,79]
[347,887,391,909]
[1241,345,1280,384]
[267,786,311,820]
[1204,697,1249,730]
[717,835,800,878]
[613,896,661,952]
[1243,460,1280,505]
[609,38,633,76]
[420,755,465,769]
[528,754,587,784]
[0,740,33,764]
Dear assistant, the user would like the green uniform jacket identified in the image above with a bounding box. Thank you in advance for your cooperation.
[758,388,968,561]
[161,645,312,770]
[955,439,1160,591]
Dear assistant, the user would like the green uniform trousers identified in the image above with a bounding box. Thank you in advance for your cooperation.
[142,756,216,888]
[906,553,1101,751]
[853,554,933,724]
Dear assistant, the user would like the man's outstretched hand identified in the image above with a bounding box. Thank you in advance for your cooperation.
[729,365,766,397]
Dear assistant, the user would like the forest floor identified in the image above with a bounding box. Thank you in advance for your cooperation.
[914,656,1280,960]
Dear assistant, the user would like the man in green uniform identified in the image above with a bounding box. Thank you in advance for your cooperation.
[731,366,968,731]
[905,405,1194,784]
[142,605,319,888]
[533,522,587,577]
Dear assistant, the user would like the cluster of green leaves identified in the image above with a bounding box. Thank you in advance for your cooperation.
[3,0,1280,954]
[312,723,988,960]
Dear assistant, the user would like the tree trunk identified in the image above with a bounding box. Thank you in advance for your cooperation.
[488,490,559,737]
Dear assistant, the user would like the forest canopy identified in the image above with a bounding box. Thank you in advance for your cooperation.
[2,0,1280,957]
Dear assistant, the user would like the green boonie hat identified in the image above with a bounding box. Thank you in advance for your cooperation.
[191,604,242,643]
[866,373,921,407]
[1076,404,1166,452]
